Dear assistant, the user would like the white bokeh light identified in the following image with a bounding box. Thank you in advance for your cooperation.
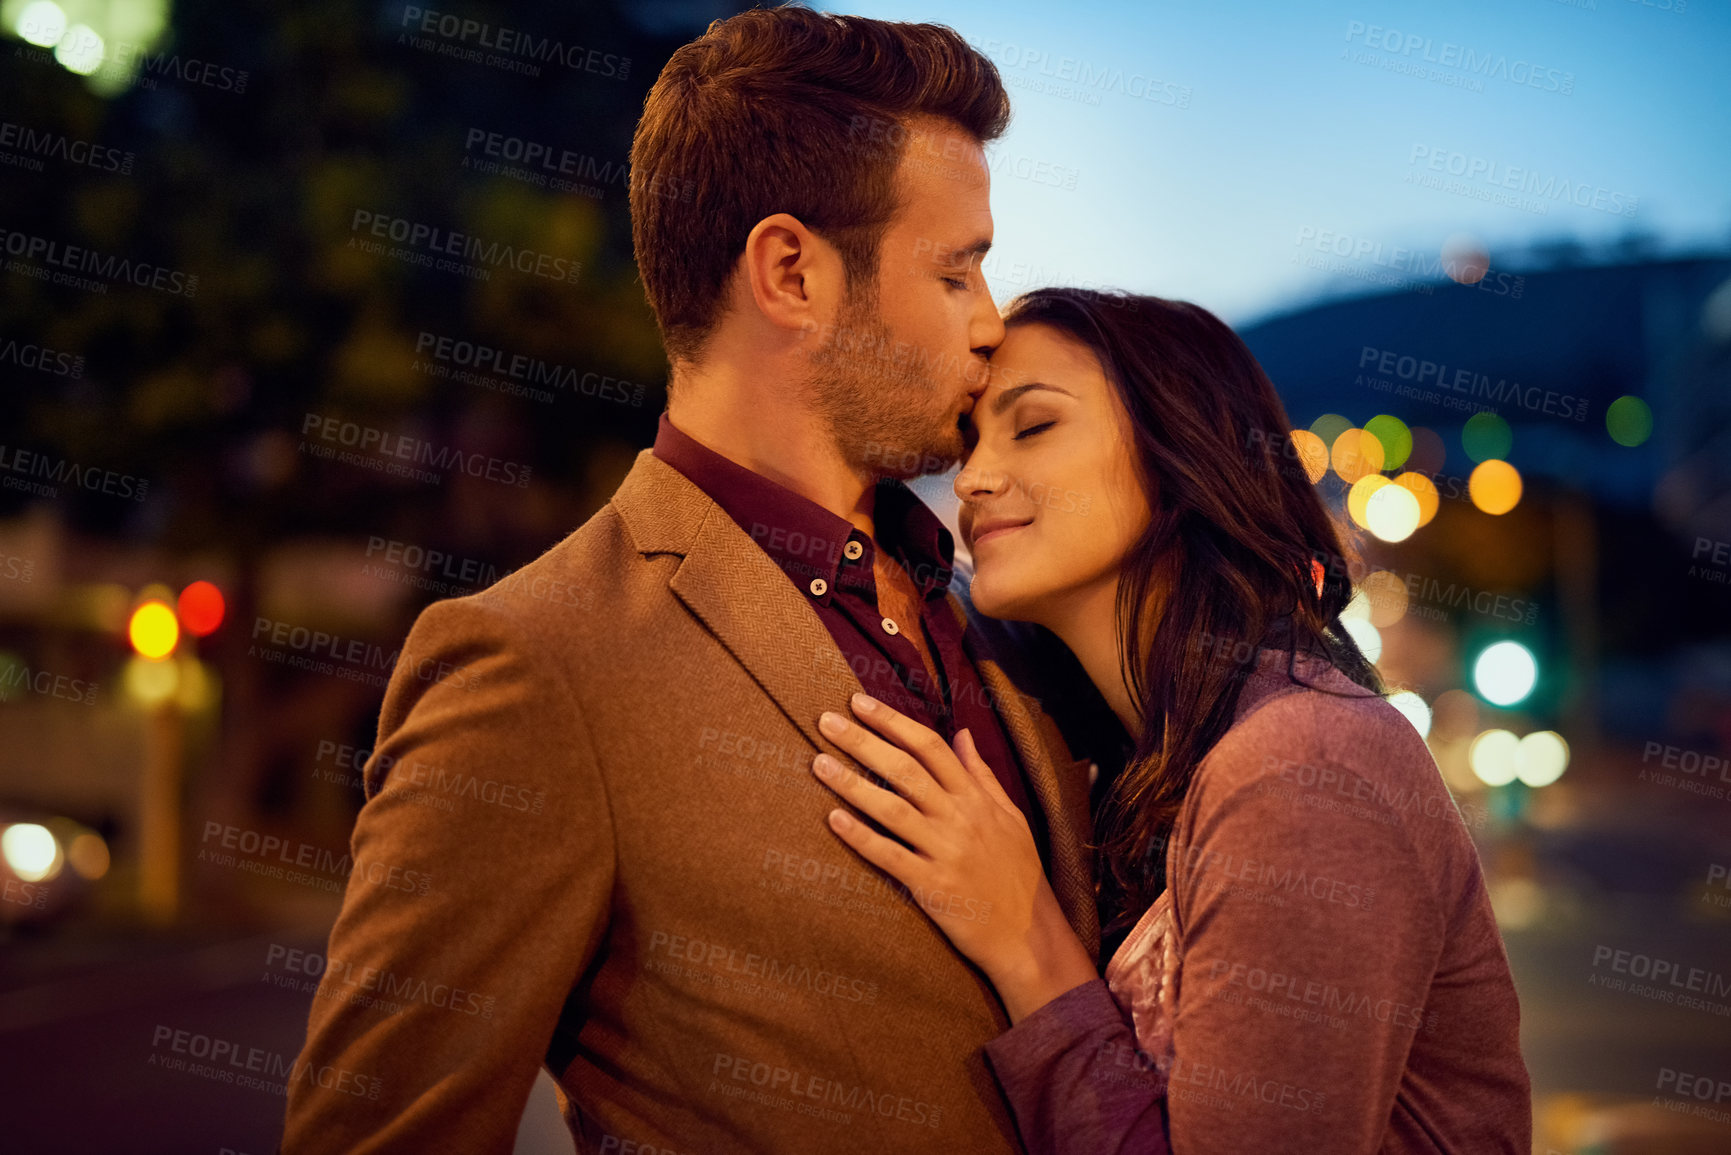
[1473,641,1537,707]
[2,822,62,882]
[1470,729,1521,787]
[1387,690,1432,738]
[15,0,66,46]
[52,22,104,74]
[1340,615,1382,664]
[1515,731,1570,787]
[1366,482,1421,543]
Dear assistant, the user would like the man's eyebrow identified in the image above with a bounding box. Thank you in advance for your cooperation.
[948,237,992,263]
[989,382,1074,416]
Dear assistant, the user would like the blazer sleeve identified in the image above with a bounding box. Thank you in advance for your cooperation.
[280,593,617,1154]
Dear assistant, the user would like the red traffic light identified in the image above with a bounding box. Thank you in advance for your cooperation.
[178,581,225,637]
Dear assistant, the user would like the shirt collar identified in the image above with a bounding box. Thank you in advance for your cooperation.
[651,410,956,602]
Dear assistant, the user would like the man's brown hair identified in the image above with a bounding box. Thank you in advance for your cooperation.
[629,5,1010,365]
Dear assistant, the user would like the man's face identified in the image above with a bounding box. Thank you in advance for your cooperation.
[803,115,1004,481]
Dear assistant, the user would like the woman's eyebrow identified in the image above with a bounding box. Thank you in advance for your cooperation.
[989,382,1075,416]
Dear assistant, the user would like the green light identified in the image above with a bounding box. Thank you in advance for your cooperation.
[1606,395,1653,447]
[1462,412,1512,463]
[1364,414,1412,469]
[1309,412,1352,453]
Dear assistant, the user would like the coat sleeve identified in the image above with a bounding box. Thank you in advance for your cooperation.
[983,978,1172,1155]
[280,593,616,1154]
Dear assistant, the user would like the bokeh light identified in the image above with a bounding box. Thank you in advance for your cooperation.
[1331,427,1386,484]
[2,822,62,883]
[16,0,66,46]
[123,654,180,704]
[68,832,111,881]
[1340,615,1382,664]
[1388,690,1432,738]
[1309,412,1352,452]
[1469,729,1522,786]
[1462,412,1513,463]
[1473,641,1538,707]
[178,581,226,637]
[1406,426,1446,474]
[1392,471,1441,527]
[1347,473,1389,528]
[52,22,103,74]
[1515,731,1570,787]
[1469,459,1523,515]
[128,601,180,659]
[1366,481,1422,542]
[1359,570,1409,628]
[1605,395,1653,447]
[1442,234,1489,284]
[1363,414,1413,469]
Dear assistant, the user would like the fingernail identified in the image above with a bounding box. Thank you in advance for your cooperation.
[812,754,838,778]
[819,711,847,735]
[851,692,877,714]
[829,809,853,830]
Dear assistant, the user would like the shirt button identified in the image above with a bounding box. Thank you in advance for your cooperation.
[844,540,864,560]
[809,578,828,597]
[881,617,899,635]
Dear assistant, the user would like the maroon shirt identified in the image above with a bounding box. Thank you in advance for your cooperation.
[652,412,1045,853]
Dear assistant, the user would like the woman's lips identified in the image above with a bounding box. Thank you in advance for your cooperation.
[972,521,1031,548]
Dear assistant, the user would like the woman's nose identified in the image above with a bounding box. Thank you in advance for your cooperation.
[954,454,1009,499]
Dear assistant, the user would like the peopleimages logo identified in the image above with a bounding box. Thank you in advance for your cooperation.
[1293,227,1524,299]
[0,121,135,175]
[413,331,644,407]
[0,226,198,297]
[300,412,532,489]
[348,210,581,284]
[398,6,630,79]
[1344,21,1575,95]
[1407,146,1638,218]
[0,336,84,379]
[1357,346,1590,422]
[968,38,1193,108]
[0,444,149,502]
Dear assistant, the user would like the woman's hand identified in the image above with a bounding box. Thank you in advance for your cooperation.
[811,692,1098,1022]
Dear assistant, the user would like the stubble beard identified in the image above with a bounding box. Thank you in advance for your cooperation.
[803,280,965,482]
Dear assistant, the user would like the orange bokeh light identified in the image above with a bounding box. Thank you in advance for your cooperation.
[1469,460,1523,515]
[1331,428,1386,484]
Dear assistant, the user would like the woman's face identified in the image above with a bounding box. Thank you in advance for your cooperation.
[955,322,1154,626]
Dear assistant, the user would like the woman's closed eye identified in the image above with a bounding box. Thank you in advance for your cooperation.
[1014,420,1056,441]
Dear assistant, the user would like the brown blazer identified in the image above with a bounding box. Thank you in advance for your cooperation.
[281,447,1100,1154]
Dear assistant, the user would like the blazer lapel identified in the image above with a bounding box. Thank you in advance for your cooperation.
[611,450,866,757]
[671,513,871,756]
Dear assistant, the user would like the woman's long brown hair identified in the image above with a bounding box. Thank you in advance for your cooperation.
[1000,287,1387,937]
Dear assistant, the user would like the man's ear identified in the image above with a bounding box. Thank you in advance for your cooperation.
[739,212,844,337]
